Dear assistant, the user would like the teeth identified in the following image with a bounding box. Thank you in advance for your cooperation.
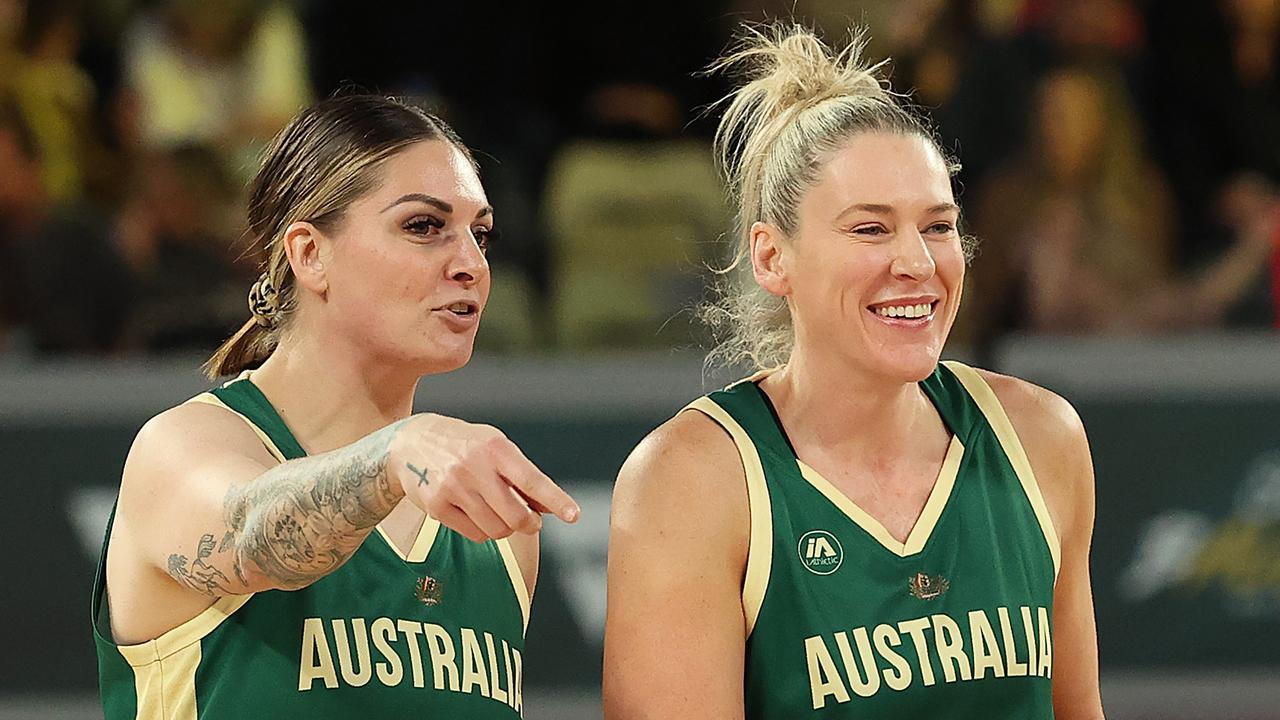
[448,302,471,313]
[875,302,933,319]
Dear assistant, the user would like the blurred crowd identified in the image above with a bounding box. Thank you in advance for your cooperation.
[0,0,1277,360]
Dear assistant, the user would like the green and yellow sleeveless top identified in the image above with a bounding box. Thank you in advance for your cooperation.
[686,361,1060,719]
[93,374,530,719]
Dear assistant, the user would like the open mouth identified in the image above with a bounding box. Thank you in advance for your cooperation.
[867,300,939,321]
[441,301,479,317]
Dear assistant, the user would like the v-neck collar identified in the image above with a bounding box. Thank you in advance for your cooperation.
[219,372,439,564]
[749,371,967,558]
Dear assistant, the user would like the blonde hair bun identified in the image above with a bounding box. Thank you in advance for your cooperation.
[701,22,954,371]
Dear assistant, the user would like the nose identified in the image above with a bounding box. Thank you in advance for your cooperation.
[889,228,936,283]
[448,232,489,287]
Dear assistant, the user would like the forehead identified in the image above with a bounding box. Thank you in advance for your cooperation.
[808,132,954,213]
[364,139,487,212]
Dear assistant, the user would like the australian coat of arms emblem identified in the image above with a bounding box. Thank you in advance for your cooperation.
[415,575,443,606]
[908,572,950,600]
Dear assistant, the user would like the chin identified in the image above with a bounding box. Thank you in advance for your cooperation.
[418,348,475,376]
[869,347,944,384]
[400,335,477,377]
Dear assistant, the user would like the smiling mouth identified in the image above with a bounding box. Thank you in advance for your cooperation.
[867,300,938,320]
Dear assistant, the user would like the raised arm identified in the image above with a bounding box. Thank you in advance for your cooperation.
[981,370,1106,720]
[108,402,575,644]
[603,411,751,720]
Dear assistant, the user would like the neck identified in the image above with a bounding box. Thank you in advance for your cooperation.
[762,344,938,461]
[249,327,420,454]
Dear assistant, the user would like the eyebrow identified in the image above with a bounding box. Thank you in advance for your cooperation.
[838,202,961,216]
[381,193,493,218]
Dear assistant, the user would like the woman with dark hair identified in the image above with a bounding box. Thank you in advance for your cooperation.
[93,94,578,718]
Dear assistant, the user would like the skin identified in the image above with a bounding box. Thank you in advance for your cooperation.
[107,139,579,645]
[604,132,1104,719]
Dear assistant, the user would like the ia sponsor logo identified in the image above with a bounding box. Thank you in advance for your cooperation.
[798,530,844,575]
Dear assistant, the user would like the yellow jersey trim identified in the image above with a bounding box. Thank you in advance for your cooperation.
[405,516,441,563]
[374,513,442,564]
[943,361,1062,579]
[684,395,773,637]
[186,390,287,464]
[195,377,443,571]
[496,538,532,634]
[114,593,253,668]
[796,435,965,557]
[130,641,201,720]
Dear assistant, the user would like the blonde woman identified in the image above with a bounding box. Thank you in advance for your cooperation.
[604,26,1105,719]
[93,94,579,718]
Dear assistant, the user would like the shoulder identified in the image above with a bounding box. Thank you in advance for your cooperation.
[615,404,745,505]
[970,367,1094,540]
[129,397,276,471]
[610,403,749,551]
[971,367,1086,447]
[111,396,280,584]
[121,397,278,503]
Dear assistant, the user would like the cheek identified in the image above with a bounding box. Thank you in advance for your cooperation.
[935,241,966,290]
[800,249,881,316]
[334,243,432,317]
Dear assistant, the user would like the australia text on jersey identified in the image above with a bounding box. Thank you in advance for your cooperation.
[804,605,1052,710]
[299,617,523,714]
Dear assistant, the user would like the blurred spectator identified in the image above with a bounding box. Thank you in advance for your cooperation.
[934,0,1144,192]
[120,0,311,177]
[542,82,728,349]
[3,0,98,203]
[962,63,1279,346]
[1197,173,1280,328]
[0,96,35,349]
[0,0,24,92]
[114,144,253,352]
[1,0,1277,360]
[1143,0,1280,264]
[0,96,133,354]
[961,64,1179,342]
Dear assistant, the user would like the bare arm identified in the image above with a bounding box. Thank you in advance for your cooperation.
[603,411,750,720]
[982,370,1106,720]
[218,419,406,591]
[110,404,574,643]
[114,403,407,610]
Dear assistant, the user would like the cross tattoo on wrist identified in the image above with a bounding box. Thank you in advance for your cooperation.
[406,462,430,487]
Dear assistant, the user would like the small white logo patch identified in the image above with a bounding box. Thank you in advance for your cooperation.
[798,530,844,575]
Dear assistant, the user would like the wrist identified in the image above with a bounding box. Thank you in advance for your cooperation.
[386,415,431,498]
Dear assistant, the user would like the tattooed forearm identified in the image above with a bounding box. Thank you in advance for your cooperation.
[181,420,410,593]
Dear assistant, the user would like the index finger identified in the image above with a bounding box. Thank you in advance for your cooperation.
[491,442,579,523]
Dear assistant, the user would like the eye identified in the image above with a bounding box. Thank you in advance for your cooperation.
[404,216,445,236]
[926,222,956,235]
[472,226,498,253]
[851,224,889,236]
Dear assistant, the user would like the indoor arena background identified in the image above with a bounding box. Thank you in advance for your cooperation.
[1,1,1278,718]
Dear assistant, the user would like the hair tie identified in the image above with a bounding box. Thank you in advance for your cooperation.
[248,273,279,328]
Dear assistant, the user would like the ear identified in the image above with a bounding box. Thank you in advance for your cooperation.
[749,221,791,297]
[282,221,329,296]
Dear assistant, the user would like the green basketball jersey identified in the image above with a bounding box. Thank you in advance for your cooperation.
[686,361,1061,719]
[93,374,530,719]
